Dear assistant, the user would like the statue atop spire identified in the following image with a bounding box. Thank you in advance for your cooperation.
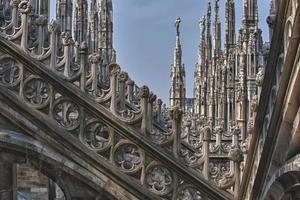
[169,17,186,110]
[175,17,181,36]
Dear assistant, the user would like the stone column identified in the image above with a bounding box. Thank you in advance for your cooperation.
[202,126,211,179]
[126,79,134,103]
[140,85,150,134]
[229,147,243,199]
[147,92,156,132]
[156,99,163,123]
[229,125,243,199]
[79,42,88,91]
[170,106,182,158]
[118,71,129,111]
[88,53,101,96]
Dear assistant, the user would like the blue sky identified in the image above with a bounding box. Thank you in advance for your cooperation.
[50,0,270,104]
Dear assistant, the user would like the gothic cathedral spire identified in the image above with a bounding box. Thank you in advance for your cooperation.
[74,0,88,43]
[169,17,186,110]
[56,0,73,33]
[99,0,114,83]
[194,16,207,115]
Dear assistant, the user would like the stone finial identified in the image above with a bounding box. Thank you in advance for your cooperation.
[139,85,150,98]
[109,64,121,76]
[88,53,100,64]
[203,126,211,141]
[118,71,128,82]
[170,106,182,121]
[36,15,48,26]
[126,79,134,86]
[232,125,241,136]
[48,20,60,33]
[80,41,88,53]
[149,93,157,103]
[18,0,32,14]
[228,147,243,162]
[186,120,192,128]
[157,99,163,106]
[61,32,74,46]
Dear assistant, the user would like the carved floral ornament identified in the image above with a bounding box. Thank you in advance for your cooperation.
[145,162,173,196]
[18,0,31,14]
[84,119,113,152]
[176,185,203,200]
[52,97,81,130]
[0,56,22,87]
[113,140,144,174]
[22,75,51,109]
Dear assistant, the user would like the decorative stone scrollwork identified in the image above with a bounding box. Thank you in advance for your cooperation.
[176,185,202,200]
[84,119,112,152]
[109,63,121,76]
[209,160,230,185]
[113,140,144,174]
[180,146,203,168]
[22,75,51,108]
[18,0,32,14]
[118,71,128,82]
[0,57,22,87]
[52,97,81,130]
[88,53,100,64]
[149,127,172,146]
[145,162,173,196]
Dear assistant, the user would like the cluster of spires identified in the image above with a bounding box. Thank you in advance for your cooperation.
[169,0,265,139]
[0,0,114,83]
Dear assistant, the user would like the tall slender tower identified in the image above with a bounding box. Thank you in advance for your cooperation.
[213,0,223,127]
[99,0,114,83]
[74,0,88,43]
[236,0,263,140]
[56,0,73,33]
[206,1,215,125]
[194,16,206,116]
[225,0,236,131]
[169,17,186,110]
[88,0,99,52]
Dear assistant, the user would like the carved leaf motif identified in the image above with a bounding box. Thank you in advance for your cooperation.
[146,164,172,196]
[52,98,80,130]
[23,76,50,108]
[176,186,202,200]
[113,142,142,173]
[0,57,21,86]
[85,120,112,151]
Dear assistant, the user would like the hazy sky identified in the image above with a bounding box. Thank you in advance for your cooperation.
[50,0,270,104]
